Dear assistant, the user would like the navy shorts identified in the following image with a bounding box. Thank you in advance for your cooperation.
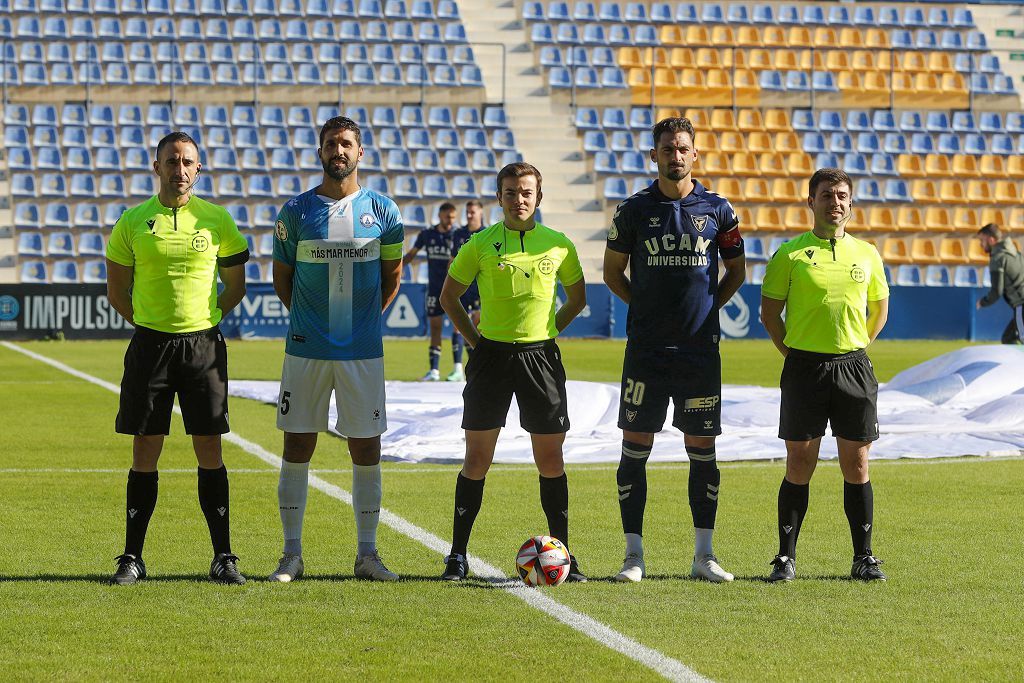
[779,348,879,442]
[426,289,443,317]
[617,345,722,436]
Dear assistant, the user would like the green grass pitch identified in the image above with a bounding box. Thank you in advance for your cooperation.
[0,338,1021,681]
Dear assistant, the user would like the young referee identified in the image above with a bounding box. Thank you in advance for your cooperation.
[438,163,587,582]
[105,132,251,585]
[760,168,890,582]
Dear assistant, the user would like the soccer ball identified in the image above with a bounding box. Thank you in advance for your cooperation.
[516,535,571,586]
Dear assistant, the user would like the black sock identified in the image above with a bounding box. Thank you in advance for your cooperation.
[451,473,485,556]
[617,440,651,535]
[844,480,874,557]
[778,478,809,558]
[124,469,158,558]
[452,332,464,364]
[429,345,441,371]
[539,473,570,548]
[197,465,231,556]
[686,446,720,529]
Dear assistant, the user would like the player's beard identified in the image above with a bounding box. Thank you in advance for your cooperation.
[662,164,689,182]
[322,155,357,181]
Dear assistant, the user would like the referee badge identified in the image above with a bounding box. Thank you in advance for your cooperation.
[275,220,288,241]
[851,266,866,283]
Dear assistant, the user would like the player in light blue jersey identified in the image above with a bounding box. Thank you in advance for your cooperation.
[269,116,404,582]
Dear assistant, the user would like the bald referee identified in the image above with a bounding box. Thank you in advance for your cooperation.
[105,131,251,585]
[760,168,889,582]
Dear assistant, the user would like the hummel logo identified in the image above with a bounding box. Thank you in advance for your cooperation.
[783,525,793,534]
[862,523,872,532]
[649,216,661,227]
[128,508,138,519]
[217,506,226,517]
[456,507,467,516]
[805,249,814,259]
[493,241,502,253]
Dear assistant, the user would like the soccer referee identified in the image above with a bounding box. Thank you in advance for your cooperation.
[438,162,587,582]
[760,167,889,582]
[105,131,251,585]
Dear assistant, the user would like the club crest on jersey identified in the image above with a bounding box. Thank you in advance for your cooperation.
[608,222,618,240]
[538,258,555,275]
[625,409,637,422]
[359,213,376,228]
[851,265,866,283]
[691,215,709,232]
[275,220,288,241]
[190,233,209,252]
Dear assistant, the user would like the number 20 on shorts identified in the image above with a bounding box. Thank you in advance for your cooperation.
[623,378,645,406]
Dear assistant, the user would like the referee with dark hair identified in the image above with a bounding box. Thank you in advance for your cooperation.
[105,131,251,585]
[760,167,890,583]
[438,162,587,582]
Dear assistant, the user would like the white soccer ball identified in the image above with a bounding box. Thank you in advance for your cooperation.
[516,535,571,586]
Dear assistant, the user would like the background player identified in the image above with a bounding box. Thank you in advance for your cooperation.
[438,163,587,582]
[403,202,457,381]
[270,116,404,583]
[761,167,890,583]
[975,222,1024,344]
[447,199,486,381]
[604,117,746,583]
[106,131,250,585]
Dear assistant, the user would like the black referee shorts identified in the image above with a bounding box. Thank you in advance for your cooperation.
[779,348,879,442]
[116,325,230,436]
[462,337,569,434]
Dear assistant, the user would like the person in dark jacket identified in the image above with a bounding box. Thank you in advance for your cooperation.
[976,223,1024,344]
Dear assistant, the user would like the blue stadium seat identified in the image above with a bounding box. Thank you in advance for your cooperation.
[594,152,620,174]
[246,175,274,198]
[4,126,27,148]
[608,24,633,46]
[881,133,906,155]
[869,153,896,176]
[18,232,45,257]
[700,3,722,23]
[471,150,496,173]
[450,175,478,199]
[950,112,977,134]
[926,112,949,133]
[812,71,838,92]
[994,75,1016,96]
[433,65,458,86]
[827,5,851,26]
[884,179,911,203]
[413,150,439,172]
[609,130,636,152]
[979,112,1004,135]
[829,133,853,154]
[966,31,987,51]
[6,146,32,171]
[50,262,78,285]
[953,266,980,288]
[624,1,647,22]
[936,134,960,155]
[602,107,628,130]
[463,127,488,150]
[842,153,869,177]
[603,177,628,201]
[573,0,596,21]
[79,231,106,255]
[583,130,608,153]
[952,7,974,29]
[818,110,844,132]
[969,73,992,95]
[802,133,826,154]
[908,133,933,155]
[854,179,880,202]
[20,261,48,283]
[217,174,245,198]
[751,4,774,24]
[964,134,987,156]
[802,4,825,25]
[622,151,648,175]
[856,133,881,154]
[422,175,448,199]
[548,66,571,89]
[792,109,815,132]
[915,29,938,50]
[438,0,459,20]
[896,266,923,287]
[898,111,924,133]
[938,30,963,51]
[785,70,810,91]
[95,147,123,171]
[777,4,799,24]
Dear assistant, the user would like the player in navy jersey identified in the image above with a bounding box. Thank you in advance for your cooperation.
[448,199,485,379]
[604,117,747,583]
[269,116,404,583]
[403,203,459,381]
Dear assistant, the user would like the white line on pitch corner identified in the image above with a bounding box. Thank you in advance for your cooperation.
[3,340,710,683]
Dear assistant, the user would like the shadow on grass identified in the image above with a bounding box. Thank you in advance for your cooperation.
[0,574,220,584]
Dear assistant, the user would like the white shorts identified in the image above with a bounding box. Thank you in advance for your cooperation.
[276,354,387,438]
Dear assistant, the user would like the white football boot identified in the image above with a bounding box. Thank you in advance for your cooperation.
[269,553,304,583]
[691,553,734,583]
[615,552,646,583]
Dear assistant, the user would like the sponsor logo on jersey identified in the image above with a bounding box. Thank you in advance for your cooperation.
[691,215,709,232]
[275,220,288,241]
[851,265,866,283]
[359,212,376,228]
[683,395,720,411]
[643,232,712,266]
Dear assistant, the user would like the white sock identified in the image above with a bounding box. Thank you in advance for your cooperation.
[695,528,714,558]
[278,460,309,556]
[352,463,382,557]
[625,532,644,557]
[453,362,463,372]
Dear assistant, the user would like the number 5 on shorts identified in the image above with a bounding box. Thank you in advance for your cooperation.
[280,390,291,415]
[623,378,645,406]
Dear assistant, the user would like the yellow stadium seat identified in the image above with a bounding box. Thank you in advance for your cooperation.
[840,28,864,49]
[898,207,926,233]
[799,50,825,71]
[952,155,979,178]
[892,72,915,105]
[710,109,737,131]
[899,51,927,73]
[862,71,890,102]
[720,48,738,70]
[848,207,868,231]
[910,237,940,264]
[914,72,942,97]
[925,207,955,233]
[734,206,754,228]
[731,152,759,176]
[711,26,736,46]
[754,206,785,231]
[771,178,802,203]
[659,25,684,46]
[967,238,989,264]
[838,71,865,102]
[851,50,875,71]
[928,52,953,73]
[745,48,772,71]
[654,67,681,99]
[898,155,925,178]
[966,180,993,204]
[642,47,670,68]
[656,107,681,121]
[669,48,695,69]
[733,69,760,106]
[953,208,981,232]
[868,207,897,232]
[695,48,720,69]
[747,131,773,153]
[1006,155,1024,179]
[788,27,812,48]
[937,73,968,108]
[763,25,787,47]
[925,154,952,178]
[759,152,786,176]
[981,208,1007,228]
[813,27,839,48]
[883,236,912,264]
[773,131,801,153]
[773,49,799,71]
[705,69,733,105]
[694,130,718,152]
[1008,208,1024,230]
[719,131,746,153]
[764,109,791,133]
[737,25,762,47]
[618,47,643,69]
[744,178,772,202]
[994,180,1020,204]
[711,177,743,200]
[785,206,812,230]
[939,237,969,264]
[939,179,968,204]
[786,152,814,177]
[738,108,765,132]
[628,68,650,87]
[699,152,731,176]
[685,108,710,128]
[686,25,710,46]
[875,50,893,71]
[827,51,851,71]
[865,28,890,49]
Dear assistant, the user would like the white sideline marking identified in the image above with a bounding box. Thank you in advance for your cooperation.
[3,341,709,683]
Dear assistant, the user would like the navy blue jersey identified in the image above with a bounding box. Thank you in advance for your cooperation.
[450,225,481,302]
[413,224,454,293]
[607,180,744,348]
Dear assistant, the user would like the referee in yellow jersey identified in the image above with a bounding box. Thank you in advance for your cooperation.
[105,132,251,585]
[438,162,587,582]
[760,167,890,583]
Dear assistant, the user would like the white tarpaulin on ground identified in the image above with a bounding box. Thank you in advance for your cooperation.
[230,346,1024,464]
